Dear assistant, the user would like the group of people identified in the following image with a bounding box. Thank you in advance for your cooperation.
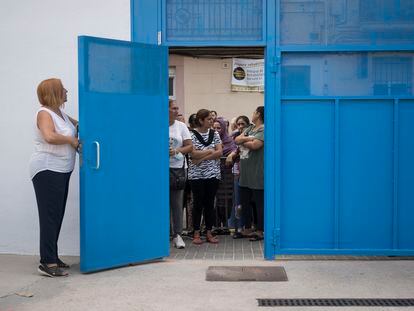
[28,78,264,278]
[169,100,265,249]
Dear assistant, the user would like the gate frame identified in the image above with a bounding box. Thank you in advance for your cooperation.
[131,0,414,259]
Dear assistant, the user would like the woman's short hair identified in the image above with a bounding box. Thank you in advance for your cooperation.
[37,78,64,109]
[256,106,264,123]
[236,115,250,126]
[195,109,211,127]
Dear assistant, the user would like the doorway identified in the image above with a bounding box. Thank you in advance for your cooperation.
[168,46,266,260]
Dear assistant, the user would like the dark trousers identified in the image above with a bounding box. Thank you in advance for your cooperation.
[32,170,71,264]
[190,178,219,231]
[240,187,264,231]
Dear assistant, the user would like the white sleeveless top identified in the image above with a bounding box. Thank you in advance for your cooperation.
[29,107,77,179]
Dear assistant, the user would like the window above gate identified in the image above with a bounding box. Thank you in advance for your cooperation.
[165,0,264,43]
[282,52,414,97]
[280,0,414,46]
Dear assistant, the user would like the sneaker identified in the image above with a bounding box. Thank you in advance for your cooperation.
[38,264,68,277]
[57,258,70,269]
[173,234,185,249]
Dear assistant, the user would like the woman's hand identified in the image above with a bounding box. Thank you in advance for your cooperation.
[225,152,235,166]
[70,137,79,150]
[192,158,202,166]
[169,147,175,157]
[235,134,254,145]
[191,149,214,165]
[191,148,213,159]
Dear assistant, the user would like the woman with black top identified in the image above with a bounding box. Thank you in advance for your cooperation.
[188,109,223,244]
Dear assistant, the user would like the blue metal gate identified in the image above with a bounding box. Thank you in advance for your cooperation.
[79,36,169,272]
[132,0,414,258]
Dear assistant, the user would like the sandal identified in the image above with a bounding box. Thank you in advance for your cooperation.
[38,264,68,277]
[57,259,70,269]
[232,232,243,239]
[206,233,219,244]
[192,232,203,245]
[249,234,264,241]
[241,229,254,238]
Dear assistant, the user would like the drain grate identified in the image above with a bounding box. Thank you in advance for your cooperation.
[258,298,414,307]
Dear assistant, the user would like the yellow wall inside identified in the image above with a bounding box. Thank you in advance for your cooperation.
[170,55,264,124]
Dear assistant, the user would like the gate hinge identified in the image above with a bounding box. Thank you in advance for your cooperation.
[270,56,281,73]
[272,228,280,247]
[157,31,162,45]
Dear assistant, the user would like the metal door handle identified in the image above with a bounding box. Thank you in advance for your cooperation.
[93,141,100,169]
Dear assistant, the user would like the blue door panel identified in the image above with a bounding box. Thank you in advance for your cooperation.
[281,101,335,249]
[131,0,159,44]
[79,36,169,272]
[398,100,414,249]
[339,100,394,249]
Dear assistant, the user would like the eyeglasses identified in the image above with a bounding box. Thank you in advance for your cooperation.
[237,122,247,126]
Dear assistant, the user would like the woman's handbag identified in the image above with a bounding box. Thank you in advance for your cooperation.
[170,163,186,190]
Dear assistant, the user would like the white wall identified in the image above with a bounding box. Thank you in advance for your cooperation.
[0,0,130,255]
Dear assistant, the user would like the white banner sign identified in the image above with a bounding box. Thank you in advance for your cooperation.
[231,58,264,92]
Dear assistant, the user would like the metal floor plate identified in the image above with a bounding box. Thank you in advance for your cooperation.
[257,298,414,307]
[206,266,288,282]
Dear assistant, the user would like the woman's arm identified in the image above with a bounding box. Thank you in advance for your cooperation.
[175,139,193,155]
[38,111,78,148]
[243,139,264,151]
[191,149,213,159]
[225,150,237,165]
[170,139,193,157]
[192,144,222,165]
[235,134,254,145]
[198,144,223,161]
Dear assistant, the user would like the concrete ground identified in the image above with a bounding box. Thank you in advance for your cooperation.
[1,253,414,311]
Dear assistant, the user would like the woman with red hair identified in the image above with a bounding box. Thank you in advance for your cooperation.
[30,78,79,277]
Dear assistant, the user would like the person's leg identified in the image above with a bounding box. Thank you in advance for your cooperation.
[32,171,67,266]
[170,189,184,236]
[190,179,204,231]
[203,178,219,231]
[228,174,240,229]
[183,179,192,232]
[234,175,244,229]
[186,190,194,232]
[190,179,205,244]
[252,201,258,230]
[250,189,264,241]
[55,172,71,261]
[203,178,219,243]
[240,186,253,232]
[252,189,264,232]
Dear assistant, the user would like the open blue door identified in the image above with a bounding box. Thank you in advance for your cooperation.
[78,36,169,272]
